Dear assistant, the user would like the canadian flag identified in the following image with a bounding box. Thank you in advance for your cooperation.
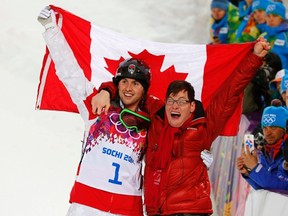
[36,5,255,136]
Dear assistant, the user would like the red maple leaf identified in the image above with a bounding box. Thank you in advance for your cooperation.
[104,49,188,101]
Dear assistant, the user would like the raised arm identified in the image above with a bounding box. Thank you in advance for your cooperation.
[206,38,271,144]
[38,7,96,123]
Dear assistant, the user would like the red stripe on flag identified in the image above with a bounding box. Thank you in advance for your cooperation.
[51,5,92,81]
[203,43,255,135]
[36,5,92,113]
[36,51,78,112]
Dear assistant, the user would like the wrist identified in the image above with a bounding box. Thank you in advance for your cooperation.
[242,171,250,177]
[100,88,112,98]
[45,22,55,30]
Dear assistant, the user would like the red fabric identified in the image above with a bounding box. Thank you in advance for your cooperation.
[203,43,255,135]
[36,5,92,113]
[264,134,288,159]
[83,88,99,120]
[145,114,194,207]
[264,142,282,159]
[154,115,189,169]
[70,182,143,216]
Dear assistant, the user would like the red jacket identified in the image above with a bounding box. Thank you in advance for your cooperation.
[143,52,263,215]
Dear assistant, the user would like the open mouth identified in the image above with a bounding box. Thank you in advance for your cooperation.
[171,111,181,119]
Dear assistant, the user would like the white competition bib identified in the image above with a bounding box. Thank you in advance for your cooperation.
[77,111,146,196]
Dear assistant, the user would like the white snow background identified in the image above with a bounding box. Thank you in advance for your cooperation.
[2,0,287,215]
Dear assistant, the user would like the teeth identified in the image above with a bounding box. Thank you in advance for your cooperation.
[171,111,180,116]
[124,93,133,96]
[171,111,179,114]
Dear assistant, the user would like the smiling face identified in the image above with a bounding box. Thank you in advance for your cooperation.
[165,90,195,128]
[118,78,145,112]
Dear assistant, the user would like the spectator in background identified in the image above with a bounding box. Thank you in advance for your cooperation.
[251,52,283,111]
[252,0,269,32]
[263,49,282,73]
[210,0,240,44]
[235,0,253,42]
[246,68,286,152]
[243,52,282,115]
[282,133,288,177]
[280,73,288,107]
[237,105,288,192]
[261,1,288,69]
[283,140,288,176]
[238,0,252,18]
[269,69,286,104]
[278,74,288,183]
[236,0,269,43]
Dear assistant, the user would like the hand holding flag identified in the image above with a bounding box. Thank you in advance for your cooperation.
[38,6,56,30]
[253,37,271,57]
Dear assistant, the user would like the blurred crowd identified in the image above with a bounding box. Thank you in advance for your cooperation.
[209,0,287,115]
[209,0,288,196]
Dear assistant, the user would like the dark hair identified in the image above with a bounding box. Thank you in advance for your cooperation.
[165,80,195,101]
[264,52,282,75]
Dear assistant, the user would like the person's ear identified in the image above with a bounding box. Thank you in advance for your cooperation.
[190,101,196,113]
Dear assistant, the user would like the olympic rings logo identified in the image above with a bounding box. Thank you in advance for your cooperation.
[109,113,146,140]
[262,114,276,125]
[266,5,276,13]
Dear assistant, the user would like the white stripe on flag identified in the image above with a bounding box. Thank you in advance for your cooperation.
[90,24,207,100]
[36,56,52,110]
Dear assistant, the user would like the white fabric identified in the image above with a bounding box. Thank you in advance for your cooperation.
[244,189,288,216]
[89,23,207,101]
[201,149,213,169]
[67,203,122,216]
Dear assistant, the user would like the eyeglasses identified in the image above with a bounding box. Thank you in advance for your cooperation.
[166,98,191,106]
[119,109,151,133]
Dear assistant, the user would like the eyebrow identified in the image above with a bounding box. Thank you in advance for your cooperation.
[168,96,188,100]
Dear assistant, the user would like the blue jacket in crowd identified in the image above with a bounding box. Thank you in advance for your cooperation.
[243,136,288,193]
[262,22,288,69]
